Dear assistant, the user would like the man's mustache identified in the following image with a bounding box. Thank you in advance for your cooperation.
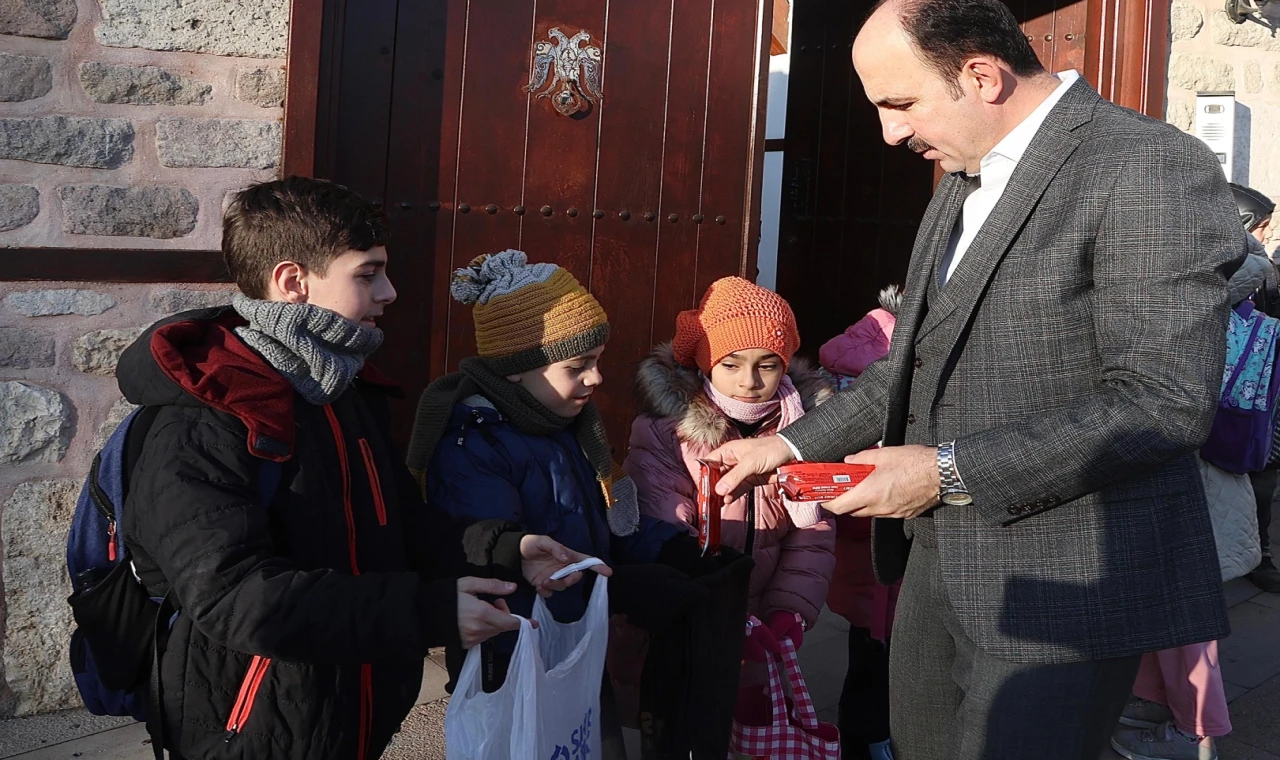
[907,136,934,154]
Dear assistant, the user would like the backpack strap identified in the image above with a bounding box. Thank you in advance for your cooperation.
[147,590,175,760]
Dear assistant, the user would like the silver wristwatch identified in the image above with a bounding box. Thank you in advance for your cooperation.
[937,441,973,506]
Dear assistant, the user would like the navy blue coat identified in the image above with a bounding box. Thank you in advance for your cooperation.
[426,402,680,627]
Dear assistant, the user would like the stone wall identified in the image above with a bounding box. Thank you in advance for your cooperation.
[1166,0,1280,209]
[0,0,286,717]
[0,0,288,249]
[0,283,237,716]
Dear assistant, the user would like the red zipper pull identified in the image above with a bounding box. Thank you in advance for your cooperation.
[107,521,117,562]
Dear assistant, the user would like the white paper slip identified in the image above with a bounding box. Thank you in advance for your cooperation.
[549,556,606,581]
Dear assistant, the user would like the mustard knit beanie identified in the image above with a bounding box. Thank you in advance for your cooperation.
[451,250,610,374]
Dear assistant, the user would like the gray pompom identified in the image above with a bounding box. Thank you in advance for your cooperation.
[450,274,485,305]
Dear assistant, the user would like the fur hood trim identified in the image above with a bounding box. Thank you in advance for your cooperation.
[633,343,834,449]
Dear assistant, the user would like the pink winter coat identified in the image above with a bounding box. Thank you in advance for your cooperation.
[623,344,837,625]
[818,308,896,379]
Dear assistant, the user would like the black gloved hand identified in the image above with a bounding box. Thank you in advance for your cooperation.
[608,563,711,632]
[656,533,747,578]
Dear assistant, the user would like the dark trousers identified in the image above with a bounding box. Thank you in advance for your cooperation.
[838,626,892,759]
[1250,469,1276,554]
[888,544,1142,760]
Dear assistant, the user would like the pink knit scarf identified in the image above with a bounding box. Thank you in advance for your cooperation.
[702,374,805,430]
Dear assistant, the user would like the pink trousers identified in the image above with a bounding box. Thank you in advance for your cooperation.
[1132,641,1232,737]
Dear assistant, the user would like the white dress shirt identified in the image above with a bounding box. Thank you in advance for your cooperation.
[776,71,1081,467]
[939,70,1080,286]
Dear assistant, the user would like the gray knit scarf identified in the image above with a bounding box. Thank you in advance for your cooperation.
[233,294,384,405]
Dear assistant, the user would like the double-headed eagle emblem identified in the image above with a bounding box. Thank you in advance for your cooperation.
[526,27,603,116]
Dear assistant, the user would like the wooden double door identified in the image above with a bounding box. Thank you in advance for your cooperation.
[304,0,773,445]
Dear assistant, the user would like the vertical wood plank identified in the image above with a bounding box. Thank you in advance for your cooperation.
[379,0,461,440]
[519,1,609,281]
[651,0,716,349]
[589,0,675,449]
[695,0,769,297]
[330,0,399,200]
[444,1,539,369]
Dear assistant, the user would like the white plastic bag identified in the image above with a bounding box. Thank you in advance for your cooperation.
[446,573,609,760]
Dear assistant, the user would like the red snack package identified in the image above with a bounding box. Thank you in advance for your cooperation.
[777,462,875,502]
[696,460,723,555]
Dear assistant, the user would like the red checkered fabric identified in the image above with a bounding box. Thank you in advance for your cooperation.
[728,619,841,759]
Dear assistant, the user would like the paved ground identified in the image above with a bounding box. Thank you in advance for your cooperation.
[4,562,1278,759]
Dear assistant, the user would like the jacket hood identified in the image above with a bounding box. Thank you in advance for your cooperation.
[1228,236,1278,306]
[116,306,399,461]
[633,343,834,449]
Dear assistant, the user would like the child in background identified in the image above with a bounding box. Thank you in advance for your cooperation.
[818,284,903,760]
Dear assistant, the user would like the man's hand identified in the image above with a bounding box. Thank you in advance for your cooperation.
[519,535,613,597]
[822,445,940,519]
[705,436,797,500]
[456,577,526,649]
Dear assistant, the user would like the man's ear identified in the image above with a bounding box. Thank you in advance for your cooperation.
[270,261,309,304]
[960,56,1007,104]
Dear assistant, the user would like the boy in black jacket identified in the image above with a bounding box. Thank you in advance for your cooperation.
[117,176,603,760]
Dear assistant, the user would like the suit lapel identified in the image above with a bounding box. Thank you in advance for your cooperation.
[914,79,1100,345]
[899,172,967,342]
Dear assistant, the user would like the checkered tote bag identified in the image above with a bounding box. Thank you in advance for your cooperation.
[728,621,841,759]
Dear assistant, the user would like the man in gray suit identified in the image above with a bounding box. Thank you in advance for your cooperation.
[710,0,1245,757]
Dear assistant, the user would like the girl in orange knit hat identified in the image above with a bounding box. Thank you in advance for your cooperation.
[621,276,837,708]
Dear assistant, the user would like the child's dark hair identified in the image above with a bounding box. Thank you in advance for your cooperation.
[222,176,388,299]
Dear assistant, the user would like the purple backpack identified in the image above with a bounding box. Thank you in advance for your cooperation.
[1201,300,1280,474]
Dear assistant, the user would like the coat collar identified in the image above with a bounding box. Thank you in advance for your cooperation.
[633,343,834,449]
[914,77,1099,342]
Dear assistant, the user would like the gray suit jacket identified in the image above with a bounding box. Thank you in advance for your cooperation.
[783,79,1244,663]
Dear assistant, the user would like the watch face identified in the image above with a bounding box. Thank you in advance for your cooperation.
[941,491,973,507]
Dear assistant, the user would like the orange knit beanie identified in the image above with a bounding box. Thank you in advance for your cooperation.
[672,276,800,373]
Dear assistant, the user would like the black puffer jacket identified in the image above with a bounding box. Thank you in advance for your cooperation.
[117,308,527,760]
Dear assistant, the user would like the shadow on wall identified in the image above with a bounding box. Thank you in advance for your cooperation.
[1235,101,1252,188]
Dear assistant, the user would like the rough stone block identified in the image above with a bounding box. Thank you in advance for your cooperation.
[72,328,144,376]
[1169,54,1235,92]
[1166,100,1195,133]
[0,382,70,464]
[148,288,233,314]
[0,328,55,369]
[1210,10,1280,51]
[79,61,212,106]
[0,185,40,232]
[1246,61,1264,93]
[95,0,288,58]
[2,480,82,715]
[0,53,53,102]
[1273,63,1280,93]
[235,67,285,108]
[4,288,117,317]
[0,117,134,169]
[60,185,198,239]
[1172,0,1204,41]
[0,0,77,39]
[156,118,280,168]
[93,396,139,449]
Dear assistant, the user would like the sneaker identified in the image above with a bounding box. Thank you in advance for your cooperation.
[1111,721,1218,760]
[868,739,895,760]
[1249,554,1280,594]
[1120,697,1175,729]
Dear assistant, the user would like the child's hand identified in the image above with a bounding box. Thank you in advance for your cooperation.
[456,577,528,648]
[519,535,613,597]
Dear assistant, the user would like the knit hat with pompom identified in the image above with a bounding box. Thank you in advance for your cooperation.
[672,276,800,373]
[451,250,609,374]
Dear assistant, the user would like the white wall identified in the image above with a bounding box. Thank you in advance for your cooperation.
[757,1,792,291]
